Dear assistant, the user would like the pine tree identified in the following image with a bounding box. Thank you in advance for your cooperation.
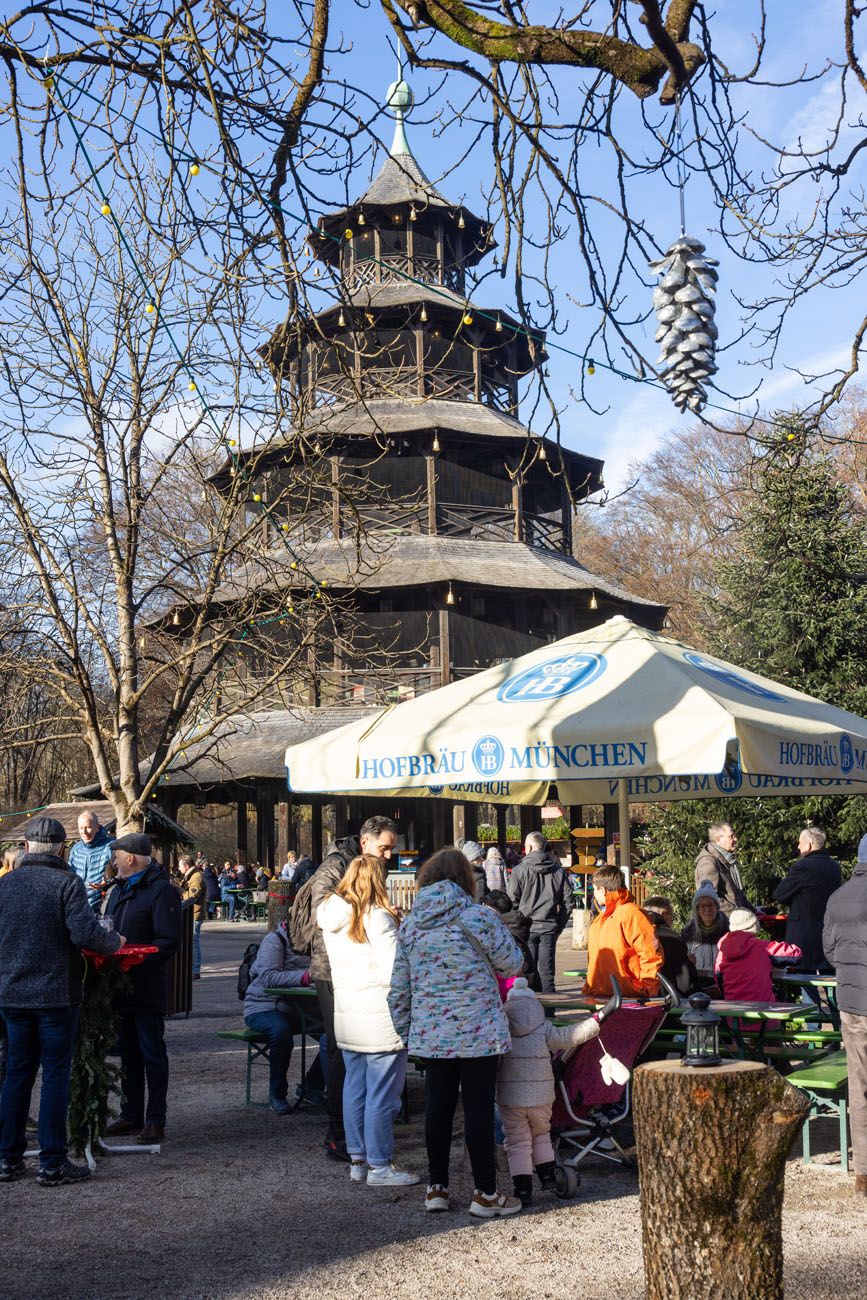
[642,423,867,915]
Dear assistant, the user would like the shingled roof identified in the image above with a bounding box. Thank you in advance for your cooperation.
[1,801,193,846]
[210,534,665,614]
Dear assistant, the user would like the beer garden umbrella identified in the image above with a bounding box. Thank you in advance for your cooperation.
[285,616,867,876]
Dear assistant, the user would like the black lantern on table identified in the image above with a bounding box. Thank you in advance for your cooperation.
[681,991,722,1068]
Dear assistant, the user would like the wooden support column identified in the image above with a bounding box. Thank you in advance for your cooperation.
[425,454,437,535]
[567,805,582,867]
[331,455,340,537]
[334,797,349,839]
[256,789,276,871]
[277,799,291,866]
[464,801,479,840]
[512,475,524,543]
[496,804,508,850]
[236,799,248,864]
[311,801,324,865]
[519,806,534,844]
[432,799,447,851]
[438,607,451,687]
[560,474,573,555]
[472,340,481,402]
[452,804,465,845]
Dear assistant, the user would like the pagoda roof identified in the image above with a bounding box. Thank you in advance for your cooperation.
[70,708,378,795]
[210,534,665,616]
[208,400,601,494]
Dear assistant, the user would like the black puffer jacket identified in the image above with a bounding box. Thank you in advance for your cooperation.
[822,863,867,1016]
[507,850,575,933]
[103,861,181,1012]
[0,854,121,1008]
[773,850,843,970]
[309,837,360,983]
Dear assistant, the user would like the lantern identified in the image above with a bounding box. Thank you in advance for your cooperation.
[681,991,722,1068]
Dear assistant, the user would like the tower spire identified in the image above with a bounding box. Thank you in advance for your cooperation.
[385,54,414,159]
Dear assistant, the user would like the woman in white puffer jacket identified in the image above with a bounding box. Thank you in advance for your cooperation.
[317,854,419,1188]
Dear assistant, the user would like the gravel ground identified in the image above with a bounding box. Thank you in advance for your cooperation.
[3,923,865,1300]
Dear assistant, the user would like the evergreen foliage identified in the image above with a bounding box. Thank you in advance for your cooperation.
[641,425,867,919]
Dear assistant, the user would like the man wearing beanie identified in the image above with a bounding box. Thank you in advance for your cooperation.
[101,833,180,1144]
[822,834,867,1197]
[0,816,124,1186]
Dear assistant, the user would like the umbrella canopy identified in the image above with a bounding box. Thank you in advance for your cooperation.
[285,616,867,807]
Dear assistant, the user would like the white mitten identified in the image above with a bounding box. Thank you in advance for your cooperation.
[599,1050,630,1087]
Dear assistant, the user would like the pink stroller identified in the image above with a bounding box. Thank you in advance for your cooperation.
[548,980,673,1195]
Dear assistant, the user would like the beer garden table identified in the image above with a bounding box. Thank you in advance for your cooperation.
[262,986,325,1108]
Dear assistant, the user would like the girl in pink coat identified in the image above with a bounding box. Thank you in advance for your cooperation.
[715,909,801,1002]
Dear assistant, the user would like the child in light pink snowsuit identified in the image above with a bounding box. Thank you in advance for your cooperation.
[497,978,616,1204]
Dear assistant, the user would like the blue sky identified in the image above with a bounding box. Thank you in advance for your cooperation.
[315,2,866,489]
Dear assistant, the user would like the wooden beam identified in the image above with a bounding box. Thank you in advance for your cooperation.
[438,607,451,686]
[496,804,508,850]
[277,799,290,865]
[425,453,437,534]
[331,455,340,536]
[311,801,323,865]
[512,474,524,542]
[236,799,248,864]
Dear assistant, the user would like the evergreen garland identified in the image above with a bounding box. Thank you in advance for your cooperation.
[68,959,131,1158]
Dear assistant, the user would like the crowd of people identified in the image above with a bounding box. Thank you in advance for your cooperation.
[1,808,865,1206]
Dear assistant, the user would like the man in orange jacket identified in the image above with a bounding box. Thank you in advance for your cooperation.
[583,866,662,999]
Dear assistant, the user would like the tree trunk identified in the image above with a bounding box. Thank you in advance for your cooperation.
[633,1060,809,1300]
[267,879,294,933]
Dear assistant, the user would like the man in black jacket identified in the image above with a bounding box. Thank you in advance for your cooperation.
[309,815,397,1161]
[822,837,867,1198]
[101,833,181,1144]
[773,827,842,971]
[507,832,575,992]
[0,817,123,1186]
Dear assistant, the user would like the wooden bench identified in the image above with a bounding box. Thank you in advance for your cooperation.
[216,1029,271,1108]
[788,1050,850,1172]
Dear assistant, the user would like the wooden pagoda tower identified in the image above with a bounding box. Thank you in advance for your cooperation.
[148,73,666,866]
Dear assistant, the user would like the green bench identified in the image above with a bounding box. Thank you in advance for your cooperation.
[216,1029,271,1108]
[788,1050,850,1172]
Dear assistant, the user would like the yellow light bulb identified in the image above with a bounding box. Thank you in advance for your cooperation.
[253,493,262,502]
[587,360,596,376]
[190,163,200,176]
[462,313,473,326]
[320,580,328,588]
[458,214,466,230]
[229,439,237,447]
[290,561,298,570]
[281,522,289,532]
[344,228,353,240]
[100,203,111,216]
[188,381,196,391]
[786,432,796,441]
[145,302,155,314]
[495,318,503,333]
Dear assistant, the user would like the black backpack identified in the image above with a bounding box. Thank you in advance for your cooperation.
[289,877,317,956]
[237,932,287,1000]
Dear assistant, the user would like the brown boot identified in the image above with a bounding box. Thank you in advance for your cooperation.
[855,1174,867,1197]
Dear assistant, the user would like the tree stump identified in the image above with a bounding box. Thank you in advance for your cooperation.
[633,1060,809,1300]
[267,879,294,932]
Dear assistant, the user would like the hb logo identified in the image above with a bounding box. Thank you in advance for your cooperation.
[472,735,505,777]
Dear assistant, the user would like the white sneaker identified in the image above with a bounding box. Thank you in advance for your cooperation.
[425,1183,450,1211]
[468,1189,522,1218]
[366,1164,420,1186]
[350,1161,367,1182]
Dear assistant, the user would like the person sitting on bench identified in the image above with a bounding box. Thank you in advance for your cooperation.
[243,922,320,1114]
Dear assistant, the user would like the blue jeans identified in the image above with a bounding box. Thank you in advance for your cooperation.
[192,919,203,976]
[342,1049,407,1168]
[221,892,235,920]
[116,1010,169,1127]
[246,1010,296,1102]
[0,1006,80,1171]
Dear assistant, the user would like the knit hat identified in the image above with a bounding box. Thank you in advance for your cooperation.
[505,977,536,1001]
[728,908,758,933]
[692,879,720,909]
[858,833,867,863]
[461,840,485,863]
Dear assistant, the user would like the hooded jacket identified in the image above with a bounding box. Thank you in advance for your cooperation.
[103,861,181,1012]
[483,849,507,894]
[497,978,600,1109]
[507,850,575,932]
[180,865,206,922]
[822,862,867,1016]
[387,879,523,1059]
[68,826,113,904]
[773,849,843,970]
[584,888,662,998]
[681,881,729,975]
[243,922,310,1019]
[714,929,801,1002]
[317,894,404,1053]
[0,853,121,1007]
[309,836,361,983]
[694,842,749,916]
[646,913,694,995]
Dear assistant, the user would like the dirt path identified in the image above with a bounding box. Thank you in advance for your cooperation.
[3,923,864,1299]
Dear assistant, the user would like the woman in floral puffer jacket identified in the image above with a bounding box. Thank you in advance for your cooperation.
[388,848,524,1219]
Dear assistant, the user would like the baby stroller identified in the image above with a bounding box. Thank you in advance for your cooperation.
[549,975,677,1195]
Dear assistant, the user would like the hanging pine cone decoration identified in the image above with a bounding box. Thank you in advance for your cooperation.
[650,236,718,413]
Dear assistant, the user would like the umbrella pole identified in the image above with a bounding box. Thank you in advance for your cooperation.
[618,779,632,889]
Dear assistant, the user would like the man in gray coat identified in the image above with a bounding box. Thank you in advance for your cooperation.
[694,821,750,917]
[507,832,575,993]
[822,835,867,1198]
[0,817,124,1186]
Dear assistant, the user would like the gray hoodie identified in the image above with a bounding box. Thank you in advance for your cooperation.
[497,978,599,1108]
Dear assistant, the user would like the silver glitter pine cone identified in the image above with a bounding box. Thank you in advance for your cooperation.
[649,235,718,413]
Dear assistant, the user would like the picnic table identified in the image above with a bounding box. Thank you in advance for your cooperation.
[773,971,840,1029]
[262,985,325,1108]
